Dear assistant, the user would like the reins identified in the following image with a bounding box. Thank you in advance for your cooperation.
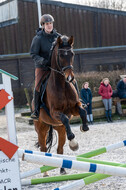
[48,66,65,77]
[48,47,74,80]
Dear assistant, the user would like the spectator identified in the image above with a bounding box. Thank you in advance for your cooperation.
[117,75,126,99]
[112,75,126,116]
[80,82,93,124]
[98,78,113,122]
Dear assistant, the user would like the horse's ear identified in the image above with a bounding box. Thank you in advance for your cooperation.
[68,36,74,46]
[57,36,63,46]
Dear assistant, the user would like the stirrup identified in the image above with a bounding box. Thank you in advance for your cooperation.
[31,111,39,121]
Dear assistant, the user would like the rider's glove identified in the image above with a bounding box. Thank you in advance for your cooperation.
[41,59,50,67]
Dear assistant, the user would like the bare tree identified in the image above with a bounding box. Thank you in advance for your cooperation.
[52,0,126,11]
[73,0,126,11]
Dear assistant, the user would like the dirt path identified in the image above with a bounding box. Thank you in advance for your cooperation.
[0,113,126,190]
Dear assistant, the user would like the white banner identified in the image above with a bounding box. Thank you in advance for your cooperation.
[0,151,21,190]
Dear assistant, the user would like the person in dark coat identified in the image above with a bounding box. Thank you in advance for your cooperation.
[30,14,79,121]
[111,76,126,116]
[30,14,61,120]
[80,82,93,124]
[117,76,126,99]
[98,78,113,122]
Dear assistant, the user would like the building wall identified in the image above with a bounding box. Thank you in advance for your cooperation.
[0,0,126,54]
[1,0,126,105]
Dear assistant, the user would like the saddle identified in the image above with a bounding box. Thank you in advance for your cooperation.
[40,73,51,117]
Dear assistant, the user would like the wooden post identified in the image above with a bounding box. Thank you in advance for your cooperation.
[0,69,21,190]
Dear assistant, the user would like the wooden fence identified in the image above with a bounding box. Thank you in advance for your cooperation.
[1,0,126,54]
[0,45,126,88]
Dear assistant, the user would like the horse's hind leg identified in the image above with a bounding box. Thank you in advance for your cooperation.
[34,121,48,152]
[34,121,49,177]
[60,113,79,151]
[54,125,67,175]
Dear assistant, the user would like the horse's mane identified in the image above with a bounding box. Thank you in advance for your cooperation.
[49,35,71,61]
[51,35,71,51]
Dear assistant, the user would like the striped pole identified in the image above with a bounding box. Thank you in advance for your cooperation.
[20,156,124,179]
[78,140,126,158]
[20,165,55,179]
[21,173,93,186]
[53,174,110,190]
[21,159,126,186]
[19,140,126,159]
[22,153,126,177]
[18,148,76,161]
[54,163,126,190]
[19,139,126,179]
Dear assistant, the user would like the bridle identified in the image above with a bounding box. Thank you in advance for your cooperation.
[57,48,74,72]
[49,47,74,81]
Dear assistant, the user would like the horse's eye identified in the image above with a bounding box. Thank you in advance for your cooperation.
[60,54,64,58]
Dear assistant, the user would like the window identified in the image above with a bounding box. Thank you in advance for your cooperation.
[0,0,7,3]
[0,0,18,27]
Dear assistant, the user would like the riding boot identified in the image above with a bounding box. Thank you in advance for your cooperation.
[105,110,110,122]
[89,114,93,124]
[108,109,113,122]
[31,90,41,121]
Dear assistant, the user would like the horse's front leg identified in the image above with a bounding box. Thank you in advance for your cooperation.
[78,106,89,132]
[59,113,79,151]
[60,113,74,140]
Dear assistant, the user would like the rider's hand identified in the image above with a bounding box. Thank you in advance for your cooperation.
[42,59,50,67]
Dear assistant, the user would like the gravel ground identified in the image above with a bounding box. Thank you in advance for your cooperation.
[1,111,126,190]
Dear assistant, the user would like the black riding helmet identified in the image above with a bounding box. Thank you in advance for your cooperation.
[40,14,54,26]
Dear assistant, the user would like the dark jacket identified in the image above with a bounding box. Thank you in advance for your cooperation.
[117,79,126,98]
[30,29,61,68]
[98,82,113,99]
[80,88,92,104]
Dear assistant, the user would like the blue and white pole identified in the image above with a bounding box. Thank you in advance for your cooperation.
[22,153,126,177]
[19,139,126,179]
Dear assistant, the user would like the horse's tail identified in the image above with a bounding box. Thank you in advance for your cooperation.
[46,125,53,152]
[35,125,54,152]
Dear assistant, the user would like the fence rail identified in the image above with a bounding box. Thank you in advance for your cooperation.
[1,46,126,105]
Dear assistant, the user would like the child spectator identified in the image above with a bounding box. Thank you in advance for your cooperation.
[98,78,113,122]
[80,82,93,124]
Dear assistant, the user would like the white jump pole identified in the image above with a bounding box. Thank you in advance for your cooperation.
[22,153,126,177]
[0,69,21,189]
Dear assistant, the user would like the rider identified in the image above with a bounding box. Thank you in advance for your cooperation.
[30,14,61,121]
[30,14,80,121]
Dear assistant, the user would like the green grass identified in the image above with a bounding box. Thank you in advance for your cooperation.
[122,104,126,109]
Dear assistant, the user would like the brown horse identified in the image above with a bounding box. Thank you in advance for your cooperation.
[33,35,89,174]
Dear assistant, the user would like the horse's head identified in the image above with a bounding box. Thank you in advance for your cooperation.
[52,35,75,82]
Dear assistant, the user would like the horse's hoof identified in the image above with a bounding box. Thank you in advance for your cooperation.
[68,133,75,141]
[80,125,89,132]
[69,139,79,151]
[60,168,67,175]
[43,171,49,177]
